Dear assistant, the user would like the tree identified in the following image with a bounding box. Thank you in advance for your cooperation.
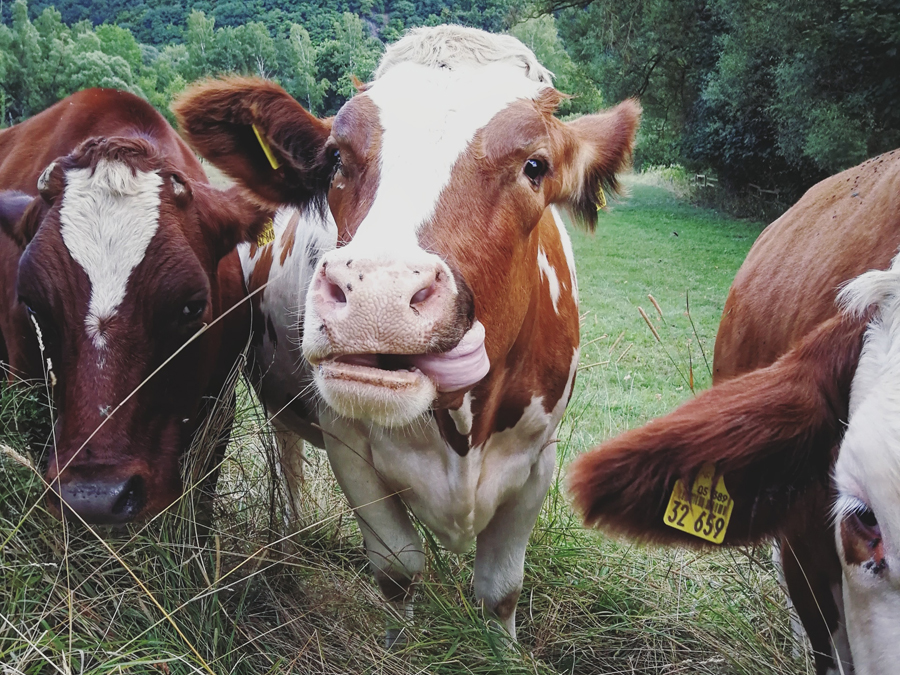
[319,12,383,114]
[509,15,601,116]
[279,23,329,114]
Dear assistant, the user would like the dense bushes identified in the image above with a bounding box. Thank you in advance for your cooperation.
[555,0,900,200]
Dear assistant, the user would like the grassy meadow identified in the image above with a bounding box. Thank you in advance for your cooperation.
[0,176,815,674]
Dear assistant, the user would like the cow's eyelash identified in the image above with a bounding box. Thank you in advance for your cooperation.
[833,493,870,523]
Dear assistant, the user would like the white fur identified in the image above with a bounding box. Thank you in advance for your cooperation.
[537,247,561,313]
[833,253,900,674]
[550,205,578,301]
[449,391,474,436]
[318,347,577,638]
[347,35,549,253]
[59,160,163,349]
[375,25,553,83]
[240,206,336,435]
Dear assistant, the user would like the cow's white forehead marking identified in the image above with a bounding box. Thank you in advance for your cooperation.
[347,60,548,251]
[59,159,163,349]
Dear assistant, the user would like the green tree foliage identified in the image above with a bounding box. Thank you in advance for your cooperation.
[0,0,142,125]
[509,15,601,117]
[554,0,900,195]
[1,0,521,127]
[556,0,720,166]
[318,12,382,112]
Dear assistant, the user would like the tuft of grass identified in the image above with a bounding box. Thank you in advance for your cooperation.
[0,177,814,674]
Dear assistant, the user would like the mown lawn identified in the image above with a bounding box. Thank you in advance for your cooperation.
[0,177,813,675]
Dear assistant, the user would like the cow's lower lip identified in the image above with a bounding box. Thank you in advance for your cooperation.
[315,321,490,394]
[319,359,428,389]
[314,359,436,426]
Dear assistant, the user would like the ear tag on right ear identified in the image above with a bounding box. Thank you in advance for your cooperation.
[252,124,282,171]
[596,187,607,211]
[663,462,734,544]
[257,218,275,247]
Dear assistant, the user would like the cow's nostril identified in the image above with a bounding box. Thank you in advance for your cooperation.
[411,283,436,306]
[112,475,146,519]
[326,281,347,304]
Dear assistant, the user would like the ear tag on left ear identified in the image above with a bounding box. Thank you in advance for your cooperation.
[596,187,607,211]
[252,124,282,171]
[663,462,734,544]
[257,218,275,247]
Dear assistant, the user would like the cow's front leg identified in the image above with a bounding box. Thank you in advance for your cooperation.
[322,417,424,648]
[271,419,306,526]
[474,441,556,640]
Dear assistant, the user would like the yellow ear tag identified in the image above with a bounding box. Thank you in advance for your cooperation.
[252,124,282,171]
[596,187,607,211]
[257,218,275,247]
[663,463,734,544]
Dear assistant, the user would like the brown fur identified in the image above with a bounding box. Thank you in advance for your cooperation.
[569,311,867,545]
[568,149,900,674]
[0,88,270,523]
[172,76,333,211]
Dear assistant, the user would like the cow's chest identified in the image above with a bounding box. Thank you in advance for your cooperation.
[365,396,559,554]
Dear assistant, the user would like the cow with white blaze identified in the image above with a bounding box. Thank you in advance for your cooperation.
[175,25,639,640]
[0,88,270,524]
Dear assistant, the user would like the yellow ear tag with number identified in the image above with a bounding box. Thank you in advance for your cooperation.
[663,463,734,544]
[257,218,275,247]
[252,124,282,171]
[596,187,607,211]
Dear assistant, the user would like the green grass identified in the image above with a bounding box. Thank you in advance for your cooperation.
[0,175,815,674]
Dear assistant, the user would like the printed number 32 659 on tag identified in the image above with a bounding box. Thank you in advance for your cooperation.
[663,463,734,544]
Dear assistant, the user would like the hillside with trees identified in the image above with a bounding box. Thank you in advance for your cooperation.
[2,0,899,201]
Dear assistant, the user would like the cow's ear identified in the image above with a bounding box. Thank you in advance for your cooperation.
[0,191,44,249]
[568,311,867,547]
[553,99,641,231]
[193,183,274,261]
[172,76,333,209]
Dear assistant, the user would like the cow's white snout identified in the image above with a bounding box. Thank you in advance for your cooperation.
[305,248,462,360]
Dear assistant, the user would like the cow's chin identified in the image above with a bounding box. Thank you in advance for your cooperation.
[315,359,437,427]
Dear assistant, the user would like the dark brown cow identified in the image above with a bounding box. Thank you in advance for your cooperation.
[0,88,270,524]
[569,150,900,674]
[174,25,640,642]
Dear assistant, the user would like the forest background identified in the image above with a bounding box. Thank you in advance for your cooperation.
[1,0,898,203]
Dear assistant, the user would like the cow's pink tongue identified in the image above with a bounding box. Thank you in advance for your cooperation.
[410,321,490,392]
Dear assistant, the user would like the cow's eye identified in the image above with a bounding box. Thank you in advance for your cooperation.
[179,299,206,324]
[523,158,548,187]
[839,496,886,574]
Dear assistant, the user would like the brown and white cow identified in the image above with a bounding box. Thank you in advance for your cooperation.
[174,25,639,641]
[569,150,900,674]
[0,88,270,524]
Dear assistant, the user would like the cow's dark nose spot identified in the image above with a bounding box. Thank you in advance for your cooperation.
[56,475,146,525]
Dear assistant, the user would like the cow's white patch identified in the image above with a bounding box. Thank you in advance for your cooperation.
[550,206,577,300]
[449,391,474,436]
[350,60,548,254]
[60,160,163,348]
[537,247,560,312]
[239,207,335,437]
[37,161,57,193]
